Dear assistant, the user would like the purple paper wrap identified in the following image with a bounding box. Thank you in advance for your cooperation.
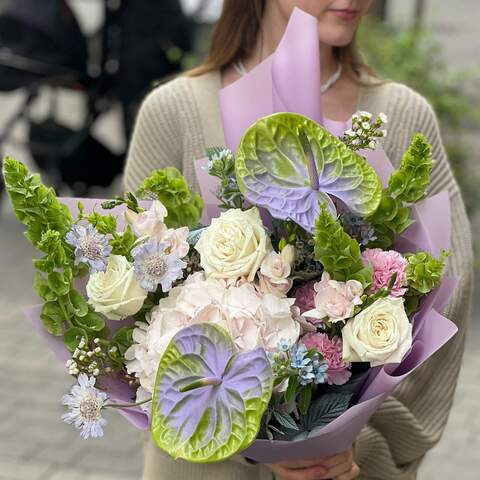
[195,7,458,462]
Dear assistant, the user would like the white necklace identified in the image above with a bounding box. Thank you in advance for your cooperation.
[233,60,343,93]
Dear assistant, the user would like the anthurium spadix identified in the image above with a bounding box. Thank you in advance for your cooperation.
[235,113,382,232]
[151,323,273,463]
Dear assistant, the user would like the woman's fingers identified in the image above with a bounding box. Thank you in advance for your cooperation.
[334,463,361,480]
[318,450,353,469]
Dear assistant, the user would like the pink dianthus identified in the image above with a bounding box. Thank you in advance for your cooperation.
[361,248,407,297]
[301,333,352,386]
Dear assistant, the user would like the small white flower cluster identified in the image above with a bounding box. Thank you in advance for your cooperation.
[205,148,234,174]
[65,337,116,377]
[343,111,388,152]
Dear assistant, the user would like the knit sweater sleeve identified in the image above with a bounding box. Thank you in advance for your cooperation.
[123,78,186,193]
[355,85,474,479]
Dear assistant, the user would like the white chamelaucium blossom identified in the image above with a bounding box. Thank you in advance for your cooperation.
[62,374,109,439]
[378,112,388,124]
[369,140,377,149]
[381,129,388,138]
[359,111,372,120]
[361,122,370,130]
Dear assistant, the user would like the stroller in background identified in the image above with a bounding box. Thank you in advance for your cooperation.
[0,0,192,197]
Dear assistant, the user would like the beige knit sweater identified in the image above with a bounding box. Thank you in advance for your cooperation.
[124,71,473,480]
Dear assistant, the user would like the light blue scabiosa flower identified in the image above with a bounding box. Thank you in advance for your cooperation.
[62,374,109,439]
[66,224,112,272]
[132,239,186,292]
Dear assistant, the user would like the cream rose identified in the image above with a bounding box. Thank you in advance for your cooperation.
[195,207,271,281]
[342,297,412,366]
[86,255,148,320]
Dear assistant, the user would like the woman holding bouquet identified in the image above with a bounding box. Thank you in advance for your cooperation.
[124,1,473,479]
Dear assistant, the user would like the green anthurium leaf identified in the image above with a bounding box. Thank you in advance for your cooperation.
[235,112,382,232]
[152,323,273,463]
[64,327,88,352]
[75,312,106,332]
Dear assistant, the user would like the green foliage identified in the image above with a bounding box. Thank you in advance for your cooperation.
[314,204,372,288]
[405,250,449,294]
[367,135,433,249]
[84,212,117,235]
[110,227,137,260]
[2,157,136,369]
[388,134,434,203]
[136,167,204,228]
[205,147,244,209]
[101,192,142,214]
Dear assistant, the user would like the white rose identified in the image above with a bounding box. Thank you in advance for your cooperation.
[86,255,148,320]
[195,207,271,281]
[342,297,412,367]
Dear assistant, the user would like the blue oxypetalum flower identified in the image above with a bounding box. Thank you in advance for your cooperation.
[62,374,108,439]
[66,224,112,272]
[313,361,329,385]
[132,239,186,292]
[277,338,292,353]
[299,364,315,386]
[290,345,310,369]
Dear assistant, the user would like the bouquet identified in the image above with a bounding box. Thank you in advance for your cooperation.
[2,7,458,465]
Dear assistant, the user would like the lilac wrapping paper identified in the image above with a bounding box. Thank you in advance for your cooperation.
[209,7,457,463]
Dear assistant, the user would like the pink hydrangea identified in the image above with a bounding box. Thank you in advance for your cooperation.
[362,248,407,297]
[301,333,352,386]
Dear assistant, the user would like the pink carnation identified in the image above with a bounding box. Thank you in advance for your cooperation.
[301,333,352,386]
[362,248,407,297]
[293,280,317,315]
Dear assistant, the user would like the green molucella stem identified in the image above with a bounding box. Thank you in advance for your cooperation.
[179,377,223,393]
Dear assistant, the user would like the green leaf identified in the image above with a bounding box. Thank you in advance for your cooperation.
[136,167,204,229]
[112,325,135,355]
[388,134,434,203]
[272,410,299,431]
[302,392,352,432]
[68,290,89,318]
[110,227,137,260]
[64,327,88,352]
[405,250,449,294]
[314,204,372,288]
[47,271,70,297]
[34,273,57,301]
[298,385,313,416]
[75,312,106,332]
[284,376,299,404]
[40,302,65,336]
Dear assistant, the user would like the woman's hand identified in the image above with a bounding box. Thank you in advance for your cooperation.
[266,448,359,480]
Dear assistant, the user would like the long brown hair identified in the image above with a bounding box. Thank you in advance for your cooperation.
[187,0,378,84]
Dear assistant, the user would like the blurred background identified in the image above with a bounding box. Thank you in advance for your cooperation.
[0,1,478,479]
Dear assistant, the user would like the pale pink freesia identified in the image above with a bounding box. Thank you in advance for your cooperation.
[361,248,408,297]
[303,272,363,323]
[302,332,352,385]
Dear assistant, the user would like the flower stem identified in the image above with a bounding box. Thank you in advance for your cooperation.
[105,398,152,409]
